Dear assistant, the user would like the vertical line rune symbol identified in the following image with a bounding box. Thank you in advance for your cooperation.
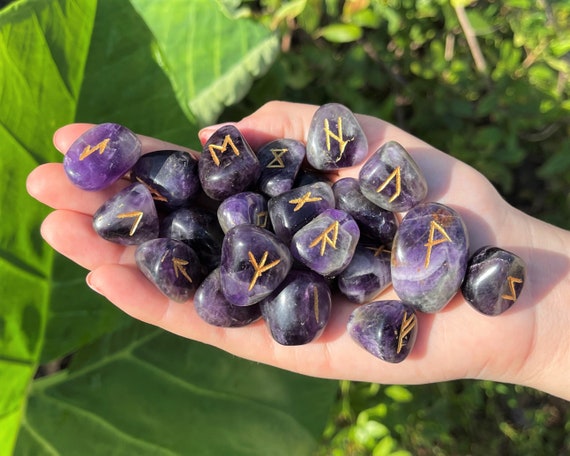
[313,287,319,321]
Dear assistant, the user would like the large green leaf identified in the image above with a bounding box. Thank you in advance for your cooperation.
[16,322,336,455]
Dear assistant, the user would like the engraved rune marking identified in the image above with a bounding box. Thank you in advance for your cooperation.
[266,148,288,168]
[309,221,339,256]
[313,287,319,322]
[209,134,240,166]
[376,166,401,203]
[172,257,193,283]
[79,138,110,161]
[324,117,353,162]
[397,311,417,354]
[248,251,281,291]
[502,276,523,301]
[424,220,452,268]
[135,177,168,202]
[116,211,144,236]
[288,191,323,212]
[366,245,391,257]
[255,211,268,228]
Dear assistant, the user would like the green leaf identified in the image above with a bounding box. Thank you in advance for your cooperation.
[16,322,337,455]
[384,385,413,403]
[317,23,363,43]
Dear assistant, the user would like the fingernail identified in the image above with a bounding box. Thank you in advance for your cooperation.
[86,272,103,295]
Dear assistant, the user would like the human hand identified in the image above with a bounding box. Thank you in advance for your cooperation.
[26,101,570,399]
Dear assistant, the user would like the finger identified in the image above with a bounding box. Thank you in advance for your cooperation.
[41,210,135,270]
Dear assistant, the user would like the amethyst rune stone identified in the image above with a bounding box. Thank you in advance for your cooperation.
[135,238,202,302]
[257,139,306,197]
[130,150,200,209]
[260,270,331,345]
[290,209,360,277]
[92,182,158,245]
[306,103,368,170]
[359,141,427,212]
[194,268,261,327]
[268,182,335,243]
[220,224,293,306]
[198,125,260,200]
[217,192,270,233]
[348,300,418,363]
[461,246,526,316]
[337,244,392,303]
[333,177,398,245]
[391,202,469,313]
[64,123,141,191]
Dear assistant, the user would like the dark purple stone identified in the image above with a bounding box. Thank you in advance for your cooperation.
[348,300,418,363]
[64,123,141,191]
[306,103,368,170]
[359,141,427,212]
[260,270,331,345]
[130,150,200,209]
[461,246,526,316]
[160,207,224,273]
[257,139,306,197]
[135,238,202,302]
[337,244,392,303]
[92,182,158,245]
[194,268,261,327]
[333,177,397,245]
[198,125,260,200]
[217,192,270,233]
[391,202,469,313]
[268,182,335,244]
[294,169,332,188]
[220,224,293,306]
[290,209,360,277]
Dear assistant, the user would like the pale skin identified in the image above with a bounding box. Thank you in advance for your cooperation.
[26,101,570,400]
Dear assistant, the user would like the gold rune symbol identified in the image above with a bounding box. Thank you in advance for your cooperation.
[116,211,144,236]
[397,312,417,354]
[255,211,268,228]
[309,221,339,256]
[266,148,288,168]
[424,220,452,268]
[79,138,110,161]
[502,276,523,301]
[376,166,401,203]
[248,251,281,291]
[366,245,391,257]
[323,117,353,161]
[288,191,323,212]
[313,286,319,321]
[172,257,193,283]
[209,134,240,166]
[135,177,168,202]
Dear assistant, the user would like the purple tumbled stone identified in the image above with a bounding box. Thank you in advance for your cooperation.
[294,168,332,188]
[198,125,260,200]
[217,192,270,233]
[306,103,368,170]
[359,141,427,212]
[337,244,392,303]
[391,202,469,313]
[220,225,293,306]
[130,150,200,209]
[268,182,335,244]
[135,238,203,302]
[92,182,159,245]
[461,246,526,316]
[64,123,141,191]
[194,268,261,327]
[257,139,306,197]
[333,177,398,245]
[290,209,360,277]
[348,300,418,363]
[260,270,331,345]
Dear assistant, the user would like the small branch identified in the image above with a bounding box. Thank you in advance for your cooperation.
[454,4,488,74]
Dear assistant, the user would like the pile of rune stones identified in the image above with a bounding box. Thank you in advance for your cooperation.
[62,103,526,363]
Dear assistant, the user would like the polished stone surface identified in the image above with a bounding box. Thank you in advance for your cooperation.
[92,182,158,245]
[257,139,306,197]
[220,224,293,306]
[391,202,469,313]
[135,238,202,302]
[217,192,270,233]
[306,103,368,170]
[348,300,418,363]
[64,123,141,190]
[260,269,331,345]
[359,141,427,212]
[461,246,526,316]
